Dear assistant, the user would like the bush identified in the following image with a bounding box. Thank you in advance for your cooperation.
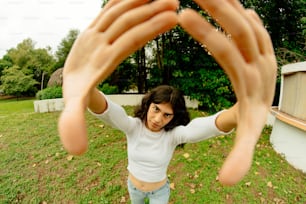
[36,86,62,100]
[98,83,118,94]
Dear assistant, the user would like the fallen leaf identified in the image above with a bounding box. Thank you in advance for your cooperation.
[190,189,195,194]
[120,196,126,203]
[245,182,252,187]
[170,183,175,190]
[67,155,73,161]
[273,197,285,204]
[183,153,190,159]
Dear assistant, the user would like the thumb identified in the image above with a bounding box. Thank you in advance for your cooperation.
[218,108,267,185]
[58,100,88,155]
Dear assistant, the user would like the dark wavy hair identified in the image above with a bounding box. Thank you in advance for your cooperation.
[134,85,190,131]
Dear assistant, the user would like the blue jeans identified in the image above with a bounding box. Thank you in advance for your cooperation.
[127,178,170,204]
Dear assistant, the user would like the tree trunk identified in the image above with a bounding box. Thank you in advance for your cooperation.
[136,47,147,93]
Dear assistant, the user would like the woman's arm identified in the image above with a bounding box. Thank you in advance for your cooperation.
[88,88,108,114]
[215,103,238,133]
[88,89,138,134]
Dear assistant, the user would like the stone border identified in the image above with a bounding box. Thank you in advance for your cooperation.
[33,95,199,113]
[34,98,64,113]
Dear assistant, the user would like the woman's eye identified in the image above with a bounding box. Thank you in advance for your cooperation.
[165,114,172,118]
[153,106,159,112]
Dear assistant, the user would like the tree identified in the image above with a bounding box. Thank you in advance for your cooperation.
[0,55,13,82]
[100,56,137,93]
[241,0,305,61]
[5,39,56,92]
[0,65,37,99]
[1,39,56,95]
[54,29,80,70]
[146,1,235,111]
[6,39,35,71]
[136,47,147,93]
[97,0,304,110]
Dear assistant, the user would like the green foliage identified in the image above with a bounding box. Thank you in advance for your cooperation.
[54,29,79,70]
[0,55,13,77]
[171,66,234,112]
[104,56,137,93]
[0,65,38,98]
[241,0,305,62]
[1,0,305,111]
[1,38,56,94]
[146,21,235,111]
[36,86,62,100]
[98,83,119,94]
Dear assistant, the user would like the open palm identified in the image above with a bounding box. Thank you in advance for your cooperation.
[58,0,179,155]
[179,0,277,185]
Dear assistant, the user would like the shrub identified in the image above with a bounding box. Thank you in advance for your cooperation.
[98,83,118,94]
[36,86,62,100]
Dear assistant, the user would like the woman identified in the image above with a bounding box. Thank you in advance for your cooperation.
[58,0,277,202]
[88,85,234,203]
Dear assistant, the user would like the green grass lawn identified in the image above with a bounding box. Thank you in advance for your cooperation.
[0,99,305,203]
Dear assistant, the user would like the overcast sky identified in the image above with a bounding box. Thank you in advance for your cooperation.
[0,0,101,58]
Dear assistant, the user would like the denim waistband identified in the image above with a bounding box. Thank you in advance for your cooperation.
[127,177,170,194]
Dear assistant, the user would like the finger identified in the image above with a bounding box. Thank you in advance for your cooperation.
[245,9,274,55]
[179,9,246,98]
[227,0,274,55]
[192,0,259,62]
[93,0,149,32]
[58,100,88,155]
[88,0,122,29]
[105,0,179,43]
[218,106,268,185]
[96,11,177,79]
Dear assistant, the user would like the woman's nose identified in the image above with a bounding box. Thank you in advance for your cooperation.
[154,113,163,123]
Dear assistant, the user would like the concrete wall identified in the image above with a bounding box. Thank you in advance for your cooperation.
[270,61,306,173]
[279,61,306,120]
[34,98,64,113]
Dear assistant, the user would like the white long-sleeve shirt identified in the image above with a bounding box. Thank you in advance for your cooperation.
[90,94,231,182]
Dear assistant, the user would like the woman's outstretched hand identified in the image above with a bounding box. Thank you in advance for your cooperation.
[58,0,179,155]
[179,0,277,185]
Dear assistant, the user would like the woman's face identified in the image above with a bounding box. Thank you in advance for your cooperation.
[146,102,174,132]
